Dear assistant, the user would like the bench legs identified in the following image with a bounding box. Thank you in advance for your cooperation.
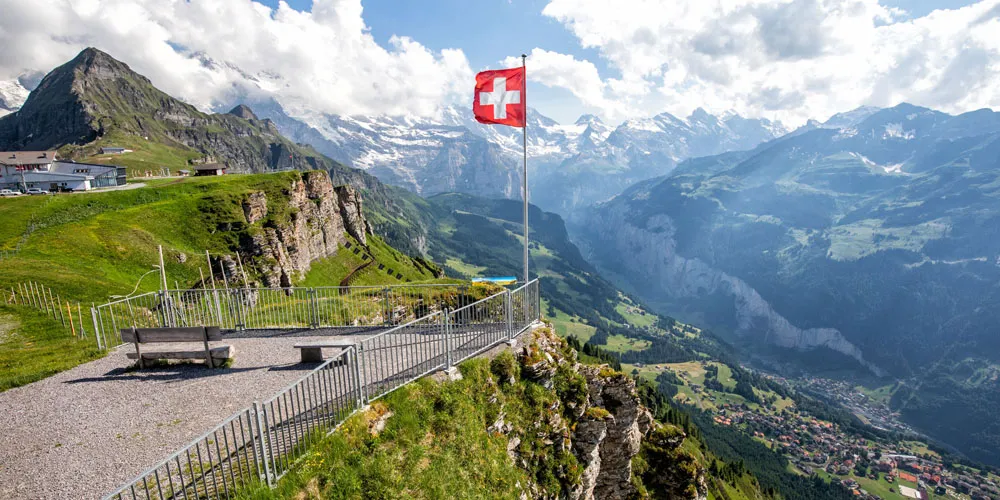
[300,347,324,363]
[298,347,349,365]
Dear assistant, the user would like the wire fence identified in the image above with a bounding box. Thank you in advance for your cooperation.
[4,281,91,339]
[90,283,501,351]
[103,279,540,500]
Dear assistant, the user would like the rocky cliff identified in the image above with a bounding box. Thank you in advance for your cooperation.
[582,204,881,375]
[492,327,706,500]
[228,170,372,287]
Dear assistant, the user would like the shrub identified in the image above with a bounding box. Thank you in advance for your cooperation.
[490,350,519,385]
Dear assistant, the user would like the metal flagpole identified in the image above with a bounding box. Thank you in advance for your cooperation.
[521,53,529,284]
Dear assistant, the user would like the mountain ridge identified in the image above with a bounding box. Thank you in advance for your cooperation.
[0,48,340,175]
[578,101,1000,465]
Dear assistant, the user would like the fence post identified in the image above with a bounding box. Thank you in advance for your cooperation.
[534,280,540,323]
[352,345,367,406]
[381,287,390,326]
[56,294,66,326]
[444,309,453,370]
[356,343,369,405]
[309,288,319,329]
[505,289,513,341]
[253,401,273,487]
[91,307,103,350]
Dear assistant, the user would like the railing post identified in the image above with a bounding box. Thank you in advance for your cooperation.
[534,280,540,323]
[309,288,319,329]
[444,309,453,370]
[381,286,390,326]
[91,306,103,350]
[213,288,224,327]
[253,401,273,486]
[352,345,367,406]
[356,343,369,405]
[505,289,513,341]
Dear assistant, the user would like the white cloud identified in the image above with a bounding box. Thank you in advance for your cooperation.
[502,49,631,120]
[541,0,1000,125]
[0,0,473,118]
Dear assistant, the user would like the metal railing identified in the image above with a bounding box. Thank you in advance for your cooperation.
[91,283,497,350]
[104,279,540,499]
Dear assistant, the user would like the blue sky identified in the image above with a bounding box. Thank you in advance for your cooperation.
[248,0,993,124]
[3,0,997,126]
[257,0,612,122]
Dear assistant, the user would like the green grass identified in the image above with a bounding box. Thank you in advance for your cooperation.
[298,235,445,288]
[542,298,597,343]
[236,338,590,499]
[614,301,657,329]
[0,305,103,391]
[600,333,651,353]
[0,171,434,305]
[237,360,530,499]
[0,172,308,303]
[70,130,204,175]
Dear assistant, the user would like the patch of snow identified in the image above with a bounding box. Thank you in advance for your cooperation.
[883,122,915,140]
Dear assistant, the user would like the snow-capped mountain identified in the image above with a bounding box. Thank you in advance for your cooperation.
[241,97,788,217]
[190,52,788,214]
[0,80,30,117]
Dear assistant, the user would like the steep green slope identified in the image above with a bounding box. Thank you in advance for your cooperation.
[0,172,442,303]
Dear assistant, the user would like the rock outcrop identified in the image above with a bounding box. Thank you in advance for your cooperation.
[235,171,372,287]
[508,328,655,500]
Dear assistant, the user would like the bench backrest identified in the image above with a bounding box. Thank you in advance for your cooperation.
[121,327,222,343]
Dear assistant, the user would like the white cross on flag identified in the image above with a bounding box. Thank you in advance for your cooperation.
[473,67,525,127]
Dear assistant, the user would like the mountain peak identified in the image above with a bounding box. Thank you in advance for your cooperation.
[228,104,259,121]
[689,107,712,119]
[63,47,138,82]
[575,114,603,126]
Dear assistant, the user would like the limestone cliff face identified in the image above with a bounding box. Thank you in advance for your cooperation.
[509,328,660,500]
[238,171,371,287]
[584,205,882,374]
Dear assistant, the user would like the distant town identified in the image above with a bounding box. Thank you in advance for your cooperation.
[629,359,1000,500]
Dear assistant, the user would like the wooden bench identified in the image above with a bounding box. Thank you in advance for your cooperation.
[121,327,233,368]
[293,340,355,364]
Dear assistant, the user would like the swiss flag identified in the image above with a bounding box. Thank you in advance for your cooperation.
[473,67,525,128]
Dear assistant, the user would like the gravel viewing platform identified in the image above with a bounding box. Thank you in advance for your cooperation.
[0,330,374,500]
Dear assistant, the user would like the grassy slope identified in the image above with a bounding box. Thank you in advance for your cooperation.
[0,172,442,390]
[237,359,529,499]
[0,305,101,390]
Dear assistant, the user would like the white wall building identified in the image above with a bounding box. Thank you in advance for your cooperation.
[0,151,127,191]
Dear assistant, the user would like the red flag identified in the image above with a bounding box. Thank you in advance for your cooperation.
[473,67,525,127]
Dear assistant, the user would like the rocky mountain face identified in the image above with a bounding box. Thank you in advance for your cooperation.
[233,171,372,288]
[579,103,1000,464]
[241,96,785,218]
[501,327,705,500]
[0,48,339,173]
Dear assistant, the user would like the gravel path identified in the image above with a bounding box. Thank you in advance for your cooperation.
[0,332,370,500]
